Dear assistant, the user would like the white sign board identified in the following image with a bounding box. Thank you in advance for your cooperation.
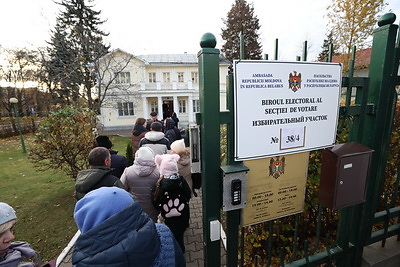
[234,60,342,161]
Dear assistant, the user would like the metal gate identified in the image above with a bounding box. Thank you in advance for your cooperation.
[197,13,400,266]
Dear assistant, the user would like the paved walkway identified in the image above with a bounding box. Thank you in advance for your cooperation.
[184,190,227,267]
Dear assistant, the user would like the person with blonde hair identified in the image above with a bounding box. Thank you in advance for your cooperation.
[170,139,192,194]
[0,202,40,266]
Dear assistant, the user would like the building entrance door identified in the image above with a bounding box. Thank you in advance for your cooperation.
[162,100,174,120]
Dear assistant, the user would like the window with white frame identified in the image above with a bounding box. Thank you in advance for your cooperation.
[179,99,186,113]
[177,72,184,82]
[163,72,170,83]
[149,72,156,83]
[193,100,200,113]
[115,72,131,84]
[191,72,198,83]
[150,101,158,113]
[117,102,134,116]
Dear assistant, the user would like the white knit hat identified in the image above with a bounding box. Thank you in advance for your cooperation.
[0,202,16,226]
[135,147,155,161]
[170,139,186,153]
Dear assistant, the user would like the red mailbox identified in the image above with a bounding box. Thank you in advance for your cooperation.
[318,142,373,209]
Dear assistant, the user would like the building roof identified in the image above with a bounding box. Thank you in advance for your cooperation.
[330,48,372,70]
[137,54,198,64]
[137,53,231,65]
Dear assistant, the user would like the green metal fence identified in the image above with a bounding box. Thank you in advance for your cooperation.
[197,12,400,267]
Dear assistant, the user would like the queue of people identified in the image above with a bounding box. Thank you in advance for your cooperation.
[73,111,190,266]
[2,111,192,266]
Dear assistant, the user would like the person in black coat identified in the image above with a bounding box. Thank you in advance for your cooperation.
[96,135,128,178]
[164,118,182,145]
[146,111,164,131]
[171,111,179,128]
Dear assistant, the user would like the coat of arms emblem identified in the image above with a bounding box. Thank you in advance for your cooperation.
[289,71,301,92]
[269,156,285,179]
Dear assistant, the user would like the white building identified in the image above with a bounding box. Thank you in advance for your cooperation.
[97,49,230,130]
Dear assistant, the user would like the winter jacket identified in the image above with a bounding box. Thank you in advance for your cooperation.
[75,166,125,200]
[132,125,148,157]
[72,202,186,267]
[0,241,39,267]
[109,150,128,178]
[139,131,170,155]
[164,119,182,145]
[176,149,192,194]
[120,158,160,222]
[171,112,179,128]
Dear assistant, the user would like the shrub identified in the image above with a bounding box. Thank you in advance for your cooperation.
[29,105,97,179]
[126,142,133,166]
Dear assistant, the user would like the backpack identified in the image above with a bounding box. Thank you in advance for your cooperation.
[153,175,189,219]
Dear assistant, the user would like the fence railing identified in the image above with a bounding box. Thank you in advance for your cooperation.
[199,13,400,267]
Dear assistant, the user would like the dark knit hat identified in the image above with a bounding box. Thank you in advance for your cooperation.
[96,135,113,149]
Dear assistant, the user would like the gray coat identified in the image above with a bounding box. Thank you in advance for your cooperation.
[120,158,160,222]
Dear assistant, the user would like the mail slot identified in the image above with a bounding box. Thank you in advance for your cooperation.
[318,142,373,209]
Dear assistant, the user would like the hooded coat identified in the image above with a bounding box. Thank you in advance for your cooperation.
[72,202,185,267]
[139,131,170,155]
[75,166,125,200]
[120,158,160,222]
[164,119,181,145]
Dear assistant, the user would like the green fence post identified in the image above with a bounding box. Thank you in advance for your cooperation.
[302,40,308,61]
[357,13,398,263]
[198,33,221,267]
[225,74,238,267]
[274,38,279,60]
[336,13,399,266]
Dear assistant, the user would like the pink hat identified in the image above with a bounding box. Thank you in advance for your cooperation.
[155,154,180,177]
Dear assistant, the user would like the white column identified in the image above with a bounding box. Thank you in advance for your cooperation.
[188,95,193,124]
[173,96,179,116]
[157,96,163,116]
[142,97,148,118]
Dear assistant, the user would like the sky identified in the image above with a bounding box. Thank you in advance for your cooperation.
[1,0,400,61]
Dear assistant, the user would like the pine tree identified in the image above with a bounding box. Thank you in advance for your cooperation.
[221,0,262,62]
[45,0,109,108]
[317,31,338,62]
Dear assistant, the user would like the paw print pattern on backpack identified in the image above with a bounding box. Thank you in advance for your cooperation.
[163,197,185,218]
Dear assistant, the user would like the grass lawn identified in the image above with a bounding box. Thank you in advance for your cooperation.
[0,133,131,263]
